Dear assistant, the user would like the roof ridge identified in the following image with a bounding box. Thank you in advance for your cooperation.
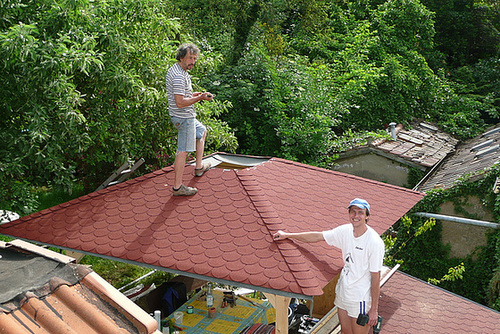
[236,168,324,295]
[235,168,284,236]
[272,158,423,196]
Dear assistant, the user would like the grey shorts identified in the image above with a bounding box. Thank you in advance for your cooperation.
[171,117,207,152]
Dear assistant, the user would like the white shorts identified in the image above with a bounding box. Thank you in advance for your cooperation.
[334,294,371,318]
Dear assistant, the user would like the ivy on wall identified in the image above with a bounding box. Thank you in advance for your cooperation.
[386,163,500,310]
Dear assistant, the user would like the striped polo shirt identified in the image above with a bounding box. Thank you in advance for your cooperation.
[166,63,196,118]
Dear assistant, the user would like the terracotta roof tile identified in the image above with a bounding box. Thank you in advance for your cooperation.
[0,154,423,297]
[0,240,159,334]
[380,271,500,333]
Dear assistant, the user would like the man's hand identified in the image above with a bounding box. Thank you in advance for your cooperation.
[272,230,324,243]
[175,92,212,108]
[273,230,287,240]
[194,91,214,101]
[367,308,378,327]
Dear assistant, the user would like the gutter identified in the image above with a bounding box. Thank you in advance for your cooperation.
[414,212,499,229]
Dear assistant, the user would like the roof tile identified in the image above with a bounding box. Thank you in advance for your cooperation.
[0,154,423,297]
[380,271,500,333]
[338,122,458,172]
[419,124,500,191]
[0,242,158,334]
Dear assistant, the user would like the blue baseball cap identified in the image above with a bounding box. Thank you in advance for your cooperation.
[348,198,370,214]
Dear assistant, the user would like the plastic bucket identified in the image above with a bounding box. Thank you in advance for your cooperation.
[174,311,183,325]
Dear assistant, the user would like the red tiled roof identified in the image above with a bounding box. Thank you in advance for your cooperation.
[0,240,159,334]
[0,155,424,297]
[379,271,500,333]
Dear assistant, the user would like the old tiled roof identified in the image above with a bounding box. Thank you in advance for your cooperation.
[0,154,424,298]
[418,124,500,192]
[379,271,500,334]
[338,122,458,169]
[0,239,159,334]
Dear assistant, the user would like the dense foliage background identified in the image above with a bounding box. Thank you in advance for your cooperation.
[2,0,499,212]
[1,0,499,310]
[386,165,500,311]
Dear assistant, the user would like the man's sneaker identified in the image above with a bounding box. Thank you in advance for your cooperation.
[173,184,198,196]
[194,162,211,177]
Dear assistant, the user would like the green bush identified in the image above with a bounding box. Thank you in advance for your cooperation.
[391,165,500,310]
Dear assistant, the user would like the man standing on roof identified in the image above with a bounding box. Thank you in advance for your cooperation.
[273,198,384,334]
[166,43,213,196]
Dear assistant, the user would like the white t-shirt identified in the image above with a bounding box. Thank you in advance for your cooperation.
[323,224,384,302]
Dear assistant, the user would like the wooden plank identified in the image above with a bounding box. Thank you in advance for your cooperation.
[65,250,85,263]
[307,272,340,318]
[310,306,340,334]
[263,293,290,334]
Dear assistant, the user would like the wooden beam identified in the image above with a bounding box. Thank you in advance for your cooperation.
[307,272,340,318]
[310,306,340,334]
[65,250,85,263]
[263,293,290,334]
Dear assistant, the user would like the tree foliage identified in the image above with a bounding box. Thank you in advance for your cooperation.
[189,0,497,160]
[421,0,500,67]
[0,0,237,213]
[1,0,500,308]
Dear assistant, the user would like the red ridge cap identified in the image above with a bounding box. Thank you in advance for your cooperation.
[237,167,325,295]
[53,283,123,334]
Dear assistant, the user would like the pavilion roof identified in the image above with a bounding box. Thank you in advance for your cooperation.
[0,154,424,298]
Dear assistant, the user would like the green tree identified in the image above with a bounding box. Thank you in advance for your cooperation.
[176,0,268,66]
[385,215,449,280]
[0,0,236,214]
[194,0,491,160]
[422,0,500,67]
[450,58,500,122]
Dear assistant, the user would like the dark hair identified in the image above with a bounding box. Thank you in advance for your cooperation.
[348,206,370,216]
[176,43,200,61]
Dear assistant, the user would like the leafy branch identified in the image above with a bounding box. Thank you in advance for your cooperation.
[428,263,466,285]
[384,216,436,264]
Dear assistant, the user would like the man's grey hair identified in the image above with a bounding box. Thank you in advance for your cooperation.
[176,43,200,61]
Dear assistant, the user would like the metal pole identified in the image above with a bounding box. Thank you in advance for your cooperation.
[414,212,499,229]
[380,264,401,287]
[118,269,157,292]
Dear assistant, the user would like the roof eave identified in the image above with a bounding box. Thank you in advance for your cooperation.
[5,235,314,301]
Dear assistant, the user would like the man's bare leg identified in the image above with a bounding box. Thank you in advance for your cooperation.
[338,308,370,334]
[195,130,207,169]
[173,151,188,189]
